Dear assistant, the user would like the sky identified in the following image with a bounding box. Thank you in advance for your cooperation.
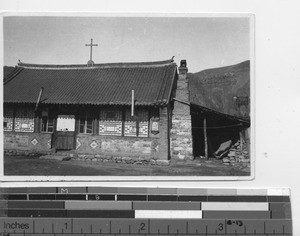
[3,16,250,73]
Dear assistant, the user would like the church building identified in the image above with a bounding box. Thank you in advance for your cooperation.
[3,58,180,161]
[3,54,250,163]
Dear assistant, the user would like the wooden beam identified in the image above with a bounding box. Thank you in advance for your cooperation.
[34,116,40,133]
[203,115,208,159]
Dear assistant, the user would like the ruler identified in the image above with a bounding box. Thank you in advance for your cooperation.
[0,187,293,236]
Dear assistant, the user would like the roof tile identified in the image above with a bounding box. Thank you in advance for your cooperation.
[4,60,177,106]
[189,60,250,120]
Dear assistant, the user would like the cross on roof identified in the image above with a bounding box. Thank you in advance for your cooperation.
[85,38,98,64]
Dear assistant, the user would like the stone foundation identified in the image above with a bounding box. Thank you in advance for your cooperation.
[4,130,167,161]
[4,132,54,154]
[72,153,170,166]
[75,135,155,157]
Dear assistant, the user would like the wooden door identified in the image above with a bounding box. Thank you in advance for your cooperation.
[55,131,75,150]
[55,115,76,150]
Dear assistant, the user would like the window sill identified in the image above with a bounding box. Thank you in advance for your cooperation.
[97,134,155,139]
[76,133,157,139]
[4,131,35,133]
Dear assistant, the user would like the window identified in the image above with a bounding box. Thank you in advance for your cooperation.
[124,109,149,137]
[79,115,93,134]
[99,110,122,136]
[138,110,149,137]
[3,106,14,131]
[14,108,35,132]
[40,110,54,133]
[3,121,9,129]
[98,108,151,137]
[41,117,54,132]
[56,115,76,131]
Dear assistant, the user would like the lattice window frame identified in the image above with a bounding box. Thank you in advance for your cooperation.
[124,109,149,137]
[40,110,54,133]
[98,108,150,137]
[99,110,122,136]
[79,113,93,134]
[14,107,35,133]
[3,106,14,132]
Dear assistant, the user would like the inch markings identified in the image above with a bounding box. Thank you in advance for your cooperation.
[0,218,293,235]
[0,188,292,235]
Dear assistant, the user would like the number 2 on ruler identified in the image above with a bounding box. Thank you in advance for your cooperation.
[140,223,146,231]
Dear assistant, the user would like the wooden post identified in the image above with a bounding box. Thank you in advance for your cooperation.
[203,115,208,159]
[239,124,244,153]
[74,115,79,150]
[34,87,44,112]
[240,130,243,153]
[34,116,40,133]
[246,128,250,155]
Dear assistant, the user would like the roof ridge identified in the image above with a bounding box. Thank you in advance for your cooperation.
[17,59,176,70]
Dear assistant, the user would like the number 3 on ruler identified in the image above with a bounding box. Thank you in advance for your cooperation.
[218,223,224,231]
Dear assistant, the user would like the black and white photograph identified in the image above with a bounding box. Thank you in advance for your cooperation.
[2,14,253,180]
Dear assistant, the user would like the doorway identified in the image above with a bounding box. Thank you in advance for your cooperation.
[55,115,76,150]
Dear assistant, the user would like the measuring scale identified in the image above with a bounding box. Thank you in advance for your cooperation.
[0,187,293,235]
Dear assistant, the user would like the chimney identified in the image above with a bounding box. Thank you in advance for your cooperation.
[178,60,188,76]
[170,59,193,160]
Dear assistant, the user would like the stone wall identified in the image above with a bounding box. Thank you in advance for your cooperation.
[4,105,170,161]
[75,106,170,160]
[4,132,53,154]
[156,106,170,160]
[170,63,194,160]
[171,115,193,159]
[75,135,156,159]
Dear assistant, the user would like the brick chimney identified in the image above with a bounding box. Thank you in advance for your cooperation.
[178,60,188,75]
[170,60,193,160]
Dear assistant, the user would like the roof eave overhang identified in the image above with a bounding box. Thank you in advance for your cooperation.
[190,102,250,126]
[3,101,168,107]
[166,66,178,105]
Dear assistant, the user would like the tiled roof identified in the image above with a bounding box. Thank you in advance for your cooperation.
[189,60,250,121]
[4,59,177,106]
[3,66,23,84]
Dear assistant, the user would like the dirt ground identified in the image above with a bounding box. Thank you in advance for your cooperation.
[4,155,250,176]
